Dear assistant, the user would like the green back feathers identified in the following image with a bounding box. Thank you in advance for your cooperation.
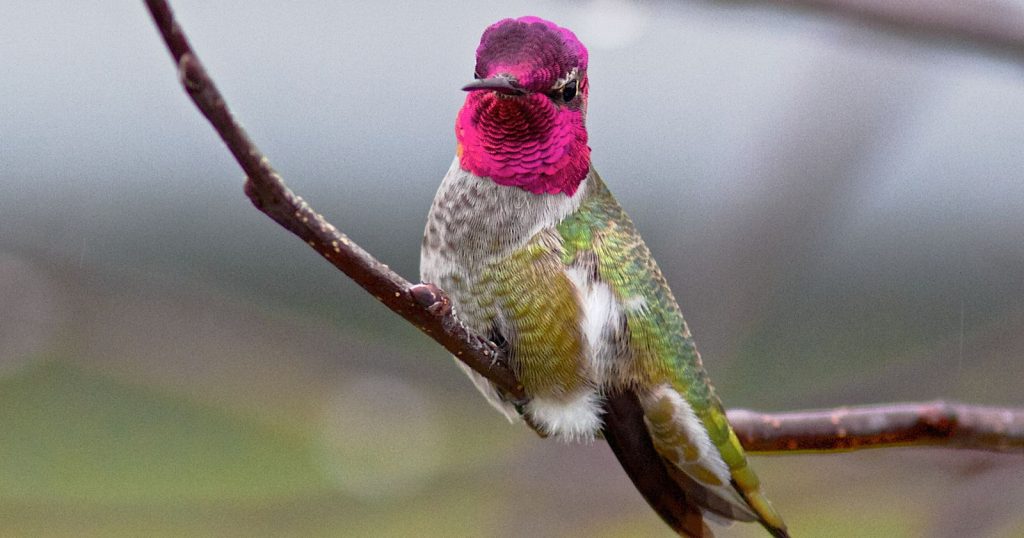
[558,173,704,394]
[559,172,787,533]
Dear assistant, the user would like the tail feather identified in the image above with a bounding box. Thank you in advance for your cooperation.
[603,390,791,538]
[602,390,713,537]
[662,463,756,523]
[731,478,791,538]
[639,383,790,538]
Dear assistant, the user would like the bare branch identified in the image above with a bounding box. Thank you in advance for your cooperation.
[761,0,1024,59]
[729,401,1024,453]
[143,0,524,400]
[144,0,1024,456]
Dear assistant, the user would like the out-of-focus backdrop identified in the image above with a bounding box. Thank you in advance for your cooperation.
[2,1,1023,536]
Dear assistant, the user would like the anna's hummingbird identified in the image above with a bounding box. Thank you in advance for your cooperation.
[421,16,788,538]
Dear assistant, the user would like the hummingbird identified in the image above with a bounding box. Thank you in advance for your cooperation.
[421,16,788,538]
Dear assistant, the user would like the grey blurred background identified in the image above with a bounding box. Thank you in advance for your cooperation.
[1,1,1023,536]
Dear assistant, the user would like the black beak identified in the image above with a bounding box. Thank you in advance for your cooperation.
[462,75,526,95]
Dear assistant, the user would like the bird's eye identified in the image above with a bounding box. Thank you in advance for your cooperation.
[559,80,578,102]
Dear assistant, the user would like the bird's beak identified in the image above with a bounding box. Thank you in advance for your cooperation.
[462,75,526,96]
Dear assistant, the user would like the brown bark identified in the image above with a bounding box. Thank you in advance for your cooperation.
[144,0,523,401]
[730,401,1024,453]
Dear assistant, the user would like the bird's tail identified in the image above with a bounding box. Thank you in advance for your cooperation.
[602,389,790,538]
[602,389,712,537]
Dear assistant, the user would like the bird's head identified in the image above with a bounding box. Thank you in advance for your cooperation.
[456,17,590,196]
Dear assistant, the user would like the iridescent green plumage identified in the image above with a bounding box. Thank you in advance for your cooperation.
[559,171,720,425]
[422,16,788,536]
[423,166,786,534]
[478,228,587,396]
[557,171,786,533]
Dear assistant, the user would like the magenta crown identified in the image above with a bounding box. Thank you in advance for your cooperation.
[456,17,592,196]
[474,16,588,92]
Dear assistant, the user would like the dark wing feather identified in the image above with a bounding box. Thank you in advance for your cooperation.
[602,390,713,538]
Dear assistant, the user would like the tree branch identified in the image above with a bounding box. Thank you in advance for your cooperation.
[143,0,523,401]
[729,401,1024,453]
[144,0,1024,455]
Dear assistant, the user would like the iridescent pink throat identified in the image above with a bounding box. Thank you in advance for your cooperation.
[456,91,590,196]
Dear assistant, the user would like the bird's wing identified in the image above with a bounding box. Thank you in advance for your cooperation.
[557,170,788,538]
[602,388,714,538]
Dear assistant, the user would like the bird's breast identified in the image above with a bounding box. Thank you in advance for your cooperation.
[422,158,589,275]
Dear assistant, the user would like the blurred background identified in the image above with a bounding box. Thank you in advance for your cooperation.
[2,0,1023,536]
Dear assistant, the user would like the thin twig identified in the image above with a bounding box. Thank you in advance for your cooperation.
[729,401,1024,453]
[143,0,524,400]
[143,0,1024,455]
